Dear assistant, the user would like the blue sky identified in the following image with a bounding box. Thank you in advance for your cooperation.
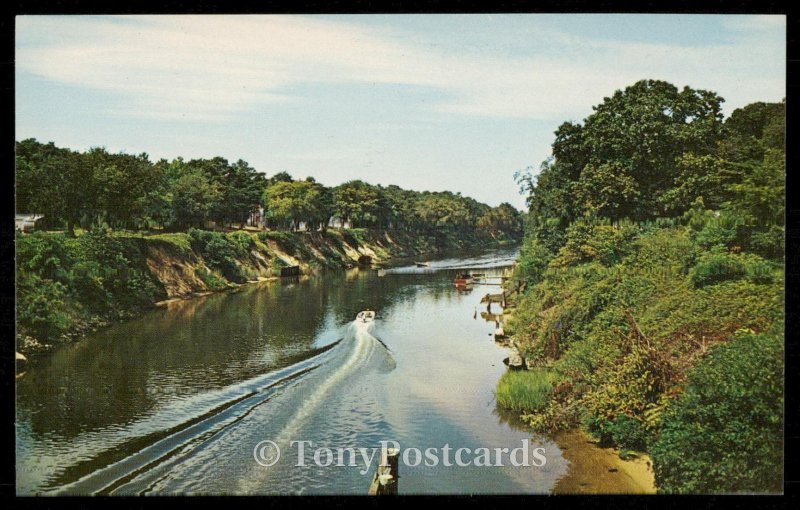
[16,14,786,209]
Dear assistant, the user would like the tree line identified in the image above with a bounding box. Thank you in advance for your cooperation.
[15,139,522,239]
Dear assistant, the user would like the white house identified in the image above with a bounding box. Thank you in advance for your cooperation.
[15,214,44,232]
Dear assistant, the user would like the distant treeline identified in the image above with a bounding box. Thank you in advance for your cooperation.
[15,139,522,240]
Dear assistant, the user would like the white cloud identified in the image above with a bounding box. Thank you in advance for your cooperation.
[16,15,786,122]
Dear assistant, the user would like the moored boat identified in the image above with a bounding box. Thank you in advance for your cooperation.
[454,272,473,285]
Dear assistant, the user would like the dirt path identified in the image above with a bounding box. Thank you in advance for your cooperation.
[552,429,656,494]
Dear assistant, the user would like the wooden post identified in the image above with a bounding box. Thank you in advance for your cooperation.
[368,447,399,495]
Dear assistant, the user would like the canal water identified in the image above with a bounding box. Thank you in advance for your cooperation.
[16,247,568,495]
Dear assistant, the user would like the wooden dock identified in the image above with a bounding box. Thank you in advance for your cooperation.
[480,291,506,310]
[279,265,300,277]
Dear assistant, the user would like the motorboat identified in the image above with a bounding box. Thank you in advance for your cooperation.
[414,262,429,267]
[357,310,376,323]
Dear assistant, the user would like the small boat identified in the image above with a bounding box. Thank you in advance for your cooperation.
[454,272,473,285]
[414,262,429,268]
[454,283,473,293]
[357,310,376,323]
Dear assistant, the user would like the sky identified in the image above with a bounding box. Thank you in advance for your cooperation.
[15,14,786,209]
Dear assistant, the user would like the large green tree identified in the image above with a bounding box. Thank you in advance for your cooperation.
[87,148,160,229]
[333,180,382,228]
[170,168,221,229]
[519,80,727,251]
[263,178,333,231]
[16,139,94,236]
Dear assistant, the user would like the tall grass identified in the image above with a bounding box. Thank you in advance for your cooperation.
[495,368,556,412]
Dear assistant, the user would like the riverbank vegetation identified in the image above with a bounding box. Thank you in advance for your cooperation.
[16,141,522,354]
[17,225,513,355]
[501,80,784,493]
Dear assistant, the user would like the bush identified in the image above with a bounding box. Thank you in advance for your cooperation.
[692,212,741,250]
[68,259,113,311]
[495,369,555,412]
[586,414,650,450]
[690,250,746,287]
[551,218,640,268]
[749,224,784,261]
[650,329,783,494]
[226,231,255,257]
[16,273,73,341]
[581,344,670,449]
[188,229,247,283]
[513,236,553,284]
[504,221,783,455]
[196,266,230,291]
[16,231,71,282]
[16,228,167,347]
[67,227,164,310]
[187,228,219,252]
[690,250,776,287]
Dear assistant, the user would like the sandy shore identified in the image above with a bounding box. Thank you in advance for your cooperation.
[552,429,656,494]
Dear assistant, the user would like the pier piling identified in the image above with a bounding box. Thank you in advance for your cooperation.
[368,447,399,495]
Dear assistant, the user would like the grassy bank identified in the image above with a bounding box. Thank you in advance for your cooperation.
[495,368,555,412]
[16,226,516,355]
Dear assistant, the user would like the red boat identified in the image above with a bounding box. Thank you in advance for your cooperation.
[454,272,473,285]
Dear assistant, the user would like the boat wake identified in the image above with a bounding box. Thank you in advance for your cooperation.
[382,250,519,275]
[49,320,394,495]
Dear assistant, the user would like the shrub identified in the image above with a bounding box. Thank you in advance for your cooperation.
[749,224,784,261]
[66,227,164,310]
[67,259,113,311]
[513,236,553,284]
[187,228,219,252]
[692,212,741,250]
[689,248,743,287]
[551,218,640,268]
[504,221,783,451]
[586,414,650,450]
[16,231,71,282]
[650,329,784,494]
[226,231,255,257]
[196,266,229,291]
[690,250,775,287]
[581,345,670,449]
[188,229,247,283]
[16,273,73,341]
